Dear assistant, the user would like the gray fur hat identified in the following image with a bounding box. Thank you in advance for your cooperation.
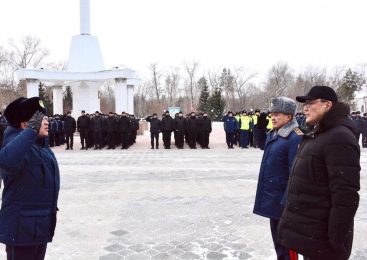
[269,96,297,115]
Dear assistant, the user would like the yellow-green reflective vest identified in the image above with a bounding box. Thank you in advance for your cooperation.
[235,115,241,122]
[240,116,251,130]
[266,116,273,130]
[252,115,258,126]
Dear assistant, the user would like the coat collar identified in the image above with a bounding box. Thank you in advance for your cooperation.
[270,118,299,138]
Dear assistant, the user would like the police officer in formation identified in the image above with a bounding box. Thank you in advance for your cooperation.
[161,110,174,149]
[64,111,76,150]
[44,110,139,151]
[77,110,89,150]
[223,109,274,149]
[145,111,212,149]
[146,113,161,149]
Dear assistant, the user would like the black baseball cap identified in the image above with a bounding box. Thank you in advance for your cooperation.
[296,86,338,103]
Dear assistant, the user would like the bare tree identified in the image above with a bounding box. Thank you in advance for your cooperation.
[288,67,326,99]
[327,66,346,90]
[265,62,294,97]
[184,62,199,110]
[164,67,180,107]
[233,67,257,109]
[8,36,49,69]
[149,63,162,103]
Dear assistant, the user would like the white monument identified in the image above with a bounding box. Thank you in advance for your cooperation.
[15,0,140,118]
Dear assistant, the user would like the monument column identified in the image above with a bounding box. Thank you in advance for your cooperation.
[127,85,134,115]
[53,86,64,115]
[26,79,40,98]
[115,78,128,114]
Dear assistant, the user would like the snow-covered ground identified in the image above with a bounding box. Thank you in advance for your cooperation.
[0,122,366,259]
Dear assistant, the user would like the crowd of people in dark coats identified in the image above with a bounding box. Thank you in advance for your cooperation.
[146,110,212,149]
[48,110,139,150]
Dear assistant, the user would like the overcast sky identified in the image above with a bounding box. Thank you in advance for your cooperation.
[1,0,367,82]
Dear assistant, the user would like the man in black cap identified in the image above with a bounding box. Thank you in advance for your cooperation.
[77,110,89,150]
[64,111,76,150]
[146,113,161,149]
[173,112,185,149]
[106,112,117,149]
[351,111,362,142]
[119,112,131,149]
[0,97,60,260]
[160,110,174,149]
[93,111,103,149]
[278,86,360,260]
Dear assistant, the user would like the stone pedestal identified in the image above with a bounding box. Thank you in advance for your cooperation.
[26,79,40,98]
[53,86,64,115]
[127,85,134,115]
[115,78,128,114]
[71,81,100,119]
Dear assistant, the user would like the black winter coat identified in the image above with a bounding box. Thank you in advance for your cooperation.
[119,116,130,133]
[161,116,174,132]
[174,117,185,132]
[106,117,116,133]
[93,116,103,132]
[64,116,76,134]
[146,117,161,133]
[77,115,89,131]
[278,102,360,259]
[199,117,212,132]
[186,117,198,132]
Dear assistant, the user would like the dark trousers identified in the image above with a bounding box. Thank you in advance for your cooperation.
[201,132,210,148]
[226,132,235,147]
[240,130,249,148]
[6,244,47,260]
[107,132,115,149]
[121,132,129,148]
[49,133,55,147]
[80,129,87,148]
[162,131,172,148]
[175,131,184,148]
[256,128,267,150]
[188,131,197,148]
[252,128,257,147]
[65,132,74,149]
[150,132,159,148]
[94,131,102,148]
[270,219,298,260]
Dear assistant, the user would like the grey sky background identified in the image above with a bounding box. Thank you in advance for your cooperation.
[1,0,367,82]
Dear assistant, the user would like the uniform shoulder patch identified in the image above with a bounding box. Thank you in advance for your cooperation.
[293,127,304,136]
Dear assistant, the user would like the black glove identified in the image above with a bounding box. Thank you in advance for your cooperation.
[27,111,45,133]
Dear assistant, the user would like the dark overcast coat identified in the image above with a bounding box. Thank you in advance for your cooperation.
[278,102,360,259]
[0,127,60,246]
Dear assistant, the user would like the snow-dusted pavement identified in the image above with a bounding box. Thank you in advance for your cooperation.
[0,122,366,260]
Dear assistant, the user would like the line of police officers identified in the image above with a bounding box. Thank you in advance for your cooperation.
[48,110,139,150]
[146,110,212,149]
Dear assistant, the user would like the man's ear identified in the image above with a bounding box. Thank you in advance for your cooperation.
[20,122,28,129]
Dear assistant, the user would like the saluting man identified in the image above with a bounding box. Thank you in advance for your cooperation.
[0,97,60,260]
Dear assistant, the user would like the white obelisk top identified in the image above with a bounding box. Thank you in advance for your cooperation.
[80,0,91,35]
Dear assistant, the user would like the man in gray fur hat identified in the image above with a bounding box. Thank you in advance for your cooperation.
[253,96,302,260]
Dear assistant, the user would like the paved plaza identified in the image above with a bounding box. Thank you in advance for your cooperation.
[0,123,366,259]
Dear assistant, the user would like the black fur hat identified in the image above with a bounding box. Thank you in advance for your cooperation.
[4,97,46,127]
